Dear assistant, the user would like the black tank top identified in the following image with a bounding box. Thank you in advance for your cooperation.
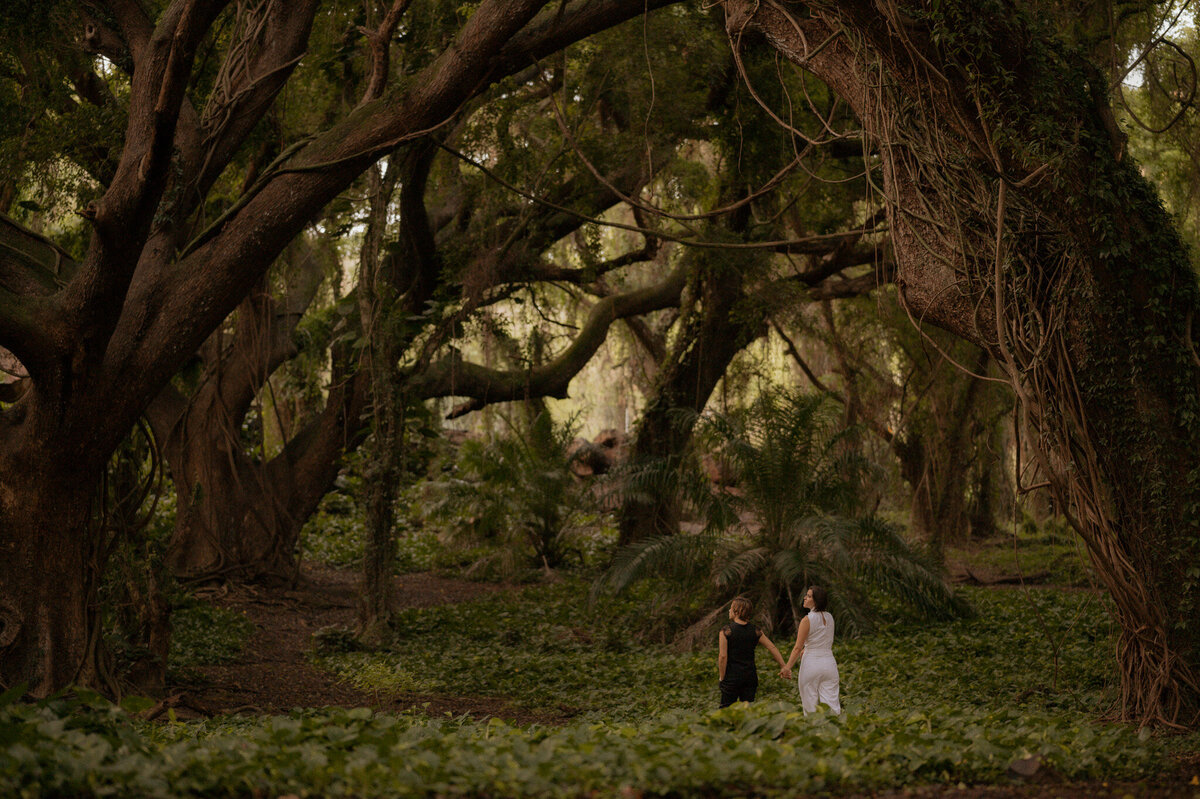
[723,621,758,681]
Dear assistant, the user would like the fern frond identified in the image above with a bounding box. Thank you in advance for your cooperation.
[592,531,719,599]
[714,545,771,590]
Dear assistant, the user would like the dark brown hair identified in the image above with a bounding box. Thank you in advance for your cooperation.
[807,585,829,613]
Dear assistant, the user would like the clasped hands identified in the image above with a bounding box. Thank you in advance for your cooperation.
[779,666,793,680]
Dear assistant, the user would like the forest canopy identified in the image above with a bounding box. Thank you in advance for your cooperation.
[2,2,1200,793]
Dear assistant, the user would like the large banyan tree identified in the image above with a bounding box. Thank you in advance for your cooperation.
[721,0,1200,726]
[0,0,677,697]
[2,0,1199,731]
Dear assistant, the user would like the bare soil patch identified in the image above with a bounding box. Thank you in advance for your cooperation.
[164,563,571,725]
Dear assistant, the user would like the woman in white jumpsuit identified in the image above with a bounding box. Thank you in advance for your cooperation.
[783,586,841,714]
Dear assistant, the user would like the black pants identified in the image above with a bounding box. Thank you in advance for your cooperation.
[719,677,758,708]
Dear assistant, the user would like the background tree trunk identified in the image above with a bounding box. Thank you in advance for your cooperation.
[355,150,411,643]
[147,239,367,585]
[893,349,990,558]
[618,254,760,545]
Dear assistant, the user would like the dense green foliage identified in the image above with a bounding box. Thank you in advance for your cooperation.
[598,391,970,636]
[5,2,1200,795]
[168,601,254,673]
[3,576,1189,797]
[314,578,1113,723]
[960,517,1095,588]
[0,695,1164,798]
[300,480,477,574]
[425,413,603,576]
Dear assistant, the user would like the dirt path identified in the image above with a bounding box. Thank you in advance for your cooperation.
[165,563,568,724]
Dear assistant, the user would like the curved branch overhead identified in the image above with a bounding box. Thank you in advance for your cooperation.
[4,0,1196,731]
[103,0,683,426]
[0,0,743,697]
[411,268,687,415]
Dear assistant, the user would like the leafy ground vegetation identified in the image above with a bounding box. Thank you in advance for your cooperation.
[3,526,1200,797]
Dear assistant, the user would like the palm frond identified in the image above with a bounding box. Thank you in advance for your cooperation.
[672,605,732,652]
[425,411,598,575]
[845,516,974,621]
[599,387,972,635]
[713,545,771,590]
[591,530,719,600]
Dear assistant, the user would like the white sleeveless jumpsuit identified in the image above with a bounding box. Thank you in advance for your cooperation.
[798,611,841,714]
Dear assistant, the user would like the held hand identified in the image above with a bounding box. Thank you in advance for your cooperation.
[780,667,792,680]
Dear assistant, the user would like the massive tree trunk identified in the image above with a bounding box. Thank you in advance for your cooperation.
[154,362,369,585]
[145,240,366,584]
[0,0,674,696]
[0,455,105,694]
[726,0,1200,725]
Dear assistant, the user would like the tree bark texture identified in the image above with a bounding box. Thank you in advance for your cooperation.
[355,161,403,642]
[724,0,1200,725]
[0,0,675,695]
[146,239,364,585]
[0,465,103,695]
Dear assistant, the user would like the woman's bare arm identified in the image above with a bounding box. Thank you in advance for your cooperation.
[785,617,810,672]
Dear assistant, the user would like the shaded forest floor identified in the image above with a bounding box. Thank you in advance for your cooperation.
[170,545,1082,720]
[158,557,1200,798]
[167,563,570,725]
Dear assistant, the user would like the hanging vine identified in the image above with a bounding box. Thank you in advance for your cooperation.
[727,0,1200,727]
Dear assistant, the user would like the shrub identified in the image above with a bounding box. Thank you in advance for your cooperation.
[425,412,603,577]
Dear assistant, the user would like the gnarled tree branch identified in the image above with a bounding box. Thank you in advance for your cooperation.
[413,268,686,415]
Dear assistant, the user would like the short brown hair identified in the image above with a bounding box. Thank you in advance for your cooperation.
[730,596,753,619]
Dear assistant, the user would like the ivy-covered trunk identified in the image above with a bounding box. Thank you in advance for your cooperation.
[726,0,1200,725]
[355,159,403,643]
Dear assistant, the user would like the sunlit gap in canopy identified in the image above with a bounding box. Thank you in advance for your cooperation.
[1120,0,1196,89]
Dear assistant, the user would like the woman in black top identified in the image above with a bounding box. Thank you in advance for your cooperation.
[717,596,789,708]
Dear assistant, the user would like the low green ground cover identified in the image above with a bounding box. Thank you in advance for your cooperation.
[0,690,1164,798]
[5,573,1193,797]
[313,578,1119,722]
[168,600,255,673]
[953,529,1096,587]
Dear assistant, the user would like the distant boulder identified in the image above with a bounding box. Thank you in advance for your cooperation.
[442,429,474,448]
[702,452,737,487]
